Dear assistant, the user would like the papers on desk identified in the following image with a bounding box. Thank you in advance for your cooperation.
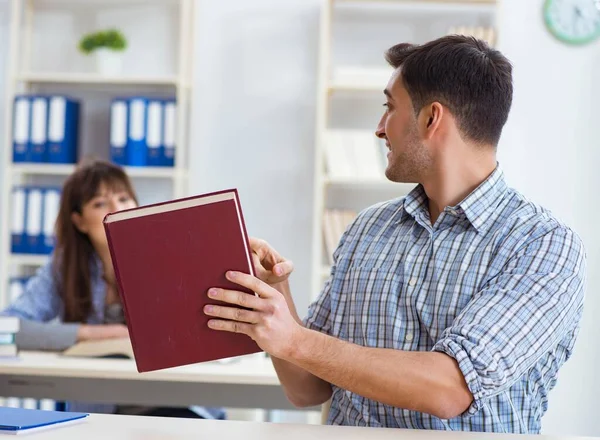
[0,407,88,435]
[62,337,133,359]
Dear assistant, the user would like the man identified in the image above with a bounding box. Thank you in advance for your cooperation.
[203,35,586,433]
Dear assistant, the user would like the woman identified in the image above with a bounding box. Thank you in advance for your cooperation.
[3,158,225,419]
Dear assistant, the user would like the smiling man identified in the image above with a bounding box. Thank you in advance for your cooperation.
[203,35,586,433]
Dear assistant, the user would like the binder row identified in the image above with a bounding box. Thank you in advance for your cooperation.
[0,397,58,412]
[8,277,29,303]
[12,95,80,164]
[110,97,177,167]
[11,186,61,255]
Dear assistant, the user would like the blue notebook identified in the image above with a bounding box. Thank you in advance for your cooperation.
[0,407,88,434]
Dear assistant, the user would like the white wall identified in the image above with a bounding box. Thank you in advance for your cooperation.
[189,0,321,315]
[496,0,600,437]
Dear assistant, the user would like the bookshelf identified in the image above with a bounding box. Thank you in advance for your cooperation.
[310,0,498,301]
[0,0,194,309]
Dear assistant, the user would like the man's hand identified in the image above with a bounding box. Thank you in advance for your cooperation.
[249,238,293,286]
[204,270,304,359]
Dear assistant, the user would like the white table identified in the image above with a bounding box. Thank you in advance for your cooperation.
[0,351,311,411]
[8,413,598,439]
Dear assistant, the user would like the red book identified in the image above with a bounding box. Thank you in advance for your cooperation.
[103,188,262,373]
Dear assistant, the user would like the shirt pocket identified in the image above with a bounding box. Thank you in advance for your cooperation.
[332,265,403,348]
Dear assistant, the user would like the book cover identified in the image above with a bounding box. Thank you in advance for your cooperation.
[103,188,262,373]
[0,407,88,434]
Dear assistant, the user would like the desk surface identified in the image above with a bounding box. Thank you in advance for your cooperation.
[0,351,279,385]
[0,351,296,410]
[19,414,598,440]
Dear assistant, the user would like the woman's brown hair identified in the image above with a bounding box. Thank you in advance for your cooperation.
[54,158,138,322]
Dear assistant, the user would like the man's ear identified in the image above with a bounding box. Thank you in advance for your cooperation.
[71,212,88,234]
[420,102,444,139]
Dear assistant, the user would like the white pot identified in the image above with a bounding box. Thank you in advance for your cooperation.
[95,48,124,76]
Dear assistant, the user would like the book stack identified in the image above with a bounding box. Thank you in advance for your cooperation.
[0,316,19,359]
[448,26,496,47]
[322,209,357,265]
[324,129,387,181]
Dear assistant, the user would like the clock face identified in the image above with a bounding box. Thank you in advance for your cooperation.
[544,0,600,45]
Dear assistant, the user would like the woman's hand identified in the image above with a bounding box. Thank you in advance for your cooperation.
[77,324,129,341]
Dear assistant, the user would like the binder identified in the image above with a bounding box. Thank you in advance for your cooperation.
[47,96,80,164]
[127,97,148,166]
[146,99,163,167]
[110,98,128,166]
[10,187,27,254]
[12,96,31,162]
[24,187,44,254]
[0,407,88,434]
[8,278,25,303]
[162,99,176,167]
[42,188,61,254]
[28,96,48,163]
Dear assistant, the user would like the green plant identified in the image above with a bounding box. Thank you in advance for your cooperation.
[78,29,127,55]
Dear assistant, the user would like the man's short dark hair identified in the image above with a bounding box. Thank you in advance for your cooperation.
[385,35,513,147]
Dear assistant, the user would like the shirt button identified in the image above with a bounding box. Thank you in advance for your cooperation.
[405,333,414,342]
[408,278,417,287]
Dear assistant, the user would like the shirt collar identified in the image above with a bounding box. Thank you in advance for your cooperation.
[400,164,508,232]
[456,165,507,231]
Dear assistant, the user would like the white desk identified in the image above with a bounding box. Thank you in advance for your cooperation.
[11,414,598,439]
[0,351,311,411]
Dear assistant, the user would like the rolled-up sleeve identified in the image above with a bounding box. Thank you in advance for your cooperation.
[432,225,586,416]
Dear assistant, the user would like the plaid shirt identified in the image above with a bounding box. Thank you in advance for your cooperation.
[305,166,586,433]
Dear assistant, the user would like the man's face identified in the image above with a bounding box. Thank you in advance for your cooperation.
[376,70,431,184]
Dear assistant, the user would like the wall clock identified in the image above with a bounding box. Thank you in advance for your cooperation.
[543,0,600,45]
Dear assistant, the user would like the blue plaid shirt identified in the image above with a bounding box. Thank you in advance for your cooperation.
[305,166,586,433]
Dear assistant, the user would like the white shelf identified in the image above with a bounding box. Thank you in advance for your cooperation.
[125,167,179,178]
[334,0,496,14]
[11,163,75,176]
[32,0,180,6]
[10,164,179,179]
[328,82,383,92]
[9,254,50,267]
[16,72,179,87]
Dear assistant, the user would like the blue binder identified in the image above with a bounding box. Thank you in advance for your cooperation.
[12,95,31,162]
[41,187,61,254]
[0,407,88,434]
[162,99,176,167]
[10,186,27,254]
[47,96,80,164]
[126,97,148,166]
[146,99,163,167]
[24,187,44,254]
[110,98,128,166]
[28,96,49,163]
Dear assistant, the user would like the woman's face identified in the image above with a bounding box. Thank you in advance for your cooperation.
[72,182,137,250]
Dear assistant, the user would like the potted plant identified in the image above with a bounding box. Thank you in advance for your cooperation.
[78,29,127,76]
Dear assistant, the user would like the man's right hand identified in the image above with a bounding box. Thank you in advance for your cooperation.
[77,324,129,342]
[249,238,294,286]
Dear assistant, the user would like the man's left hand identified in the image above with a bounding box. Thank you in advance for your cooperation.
[204,270,304,359]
